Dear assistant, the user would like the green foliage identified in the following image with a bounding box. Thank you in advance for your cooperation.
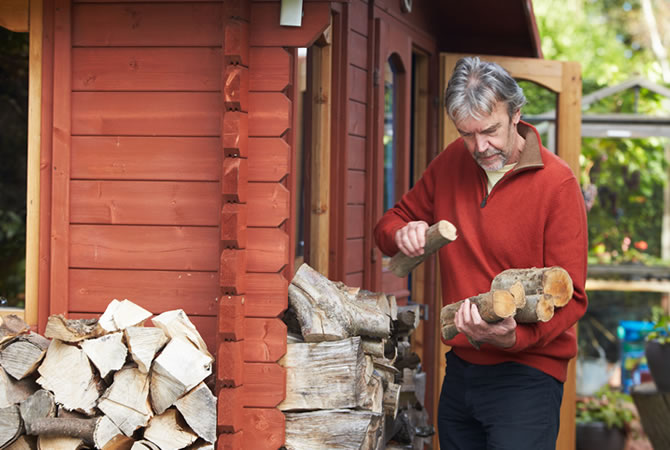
[576,385,636,429]
[645,306,670,344]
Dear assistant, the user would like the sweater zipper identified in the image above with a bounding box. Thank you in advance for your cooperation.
[479,164,541,208]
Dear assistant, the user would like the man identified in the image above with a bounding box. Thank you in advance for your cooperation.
[374,57,588,449]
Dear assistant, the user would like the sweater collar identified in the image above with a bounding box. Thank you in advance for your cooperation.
[513,121,544,171]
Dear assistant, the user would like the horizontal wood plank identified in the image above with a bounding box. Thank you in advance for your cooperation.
[249,47,290,92]
[346,205,365,239]
[348,100,366,137]
[243,408,285,450]
[349,65,367,103]
[250,2,329,47]
[343,271,363,288]
[345,238,364,274]
[349,32,367,69]
[244,318,287,362]
[69,269,219,316]
[72,92,220,136]
[248,182,289,227]
[72,47,221,91]
[71,136,220,181]
[349,0,368,36]
[247,228,289,273]
[70,180,220,225]
[72,3,222,47]
[248,92,290,137]
[70,225,219,271]
[248,137,290,182]
[347,135,365,170]
[245,272,288,318]
[243,363,285,408]
[347,170,365,204]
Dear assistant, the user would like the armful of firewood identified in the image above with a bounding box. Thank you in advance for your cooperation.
[388,220,457,278]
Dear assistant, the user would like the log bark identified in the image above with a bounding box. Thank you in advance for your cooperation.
[360,338,385,358]
[0,315,30,346]
[0,405,22,448]
[383,383,401,419]
[97,367,153,436]
[388,220,457,277]
[440,290,517,340]
[174,382,217,444]
[123,326,168,373]
[284,409,383,450]
[289,263,390,341]
[631,381,670,450]
[0,332,50,380]
[396,305,420,336]
[143,408,198,449]
[490,266,573,307]
[80,332,128,378]
[25,417,96,441]
[515,294,555,323]
[43,316,101,343]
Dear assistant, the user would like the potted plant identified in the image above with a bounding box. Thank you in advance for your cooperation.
[576,385,635,450]
[644,306,670,392]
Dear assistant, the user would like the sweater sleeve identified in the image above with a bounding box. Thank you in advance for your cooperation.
[506,174,589,353]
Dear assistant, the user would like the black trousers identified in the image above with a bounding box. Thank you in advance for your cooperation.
[438,351,563,450]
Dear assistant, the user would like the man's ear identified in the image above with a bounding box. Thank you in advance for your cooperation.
[512,109,521,126]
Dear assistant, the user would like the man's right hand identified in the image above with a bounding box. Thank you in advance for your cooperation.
[394,221,429,257]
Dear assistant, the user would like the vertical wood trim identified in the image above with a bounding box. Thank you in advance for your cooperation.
[0,0,29,32]
[309,26,332,276]
[25,0,43,327]
[49,0,70,317]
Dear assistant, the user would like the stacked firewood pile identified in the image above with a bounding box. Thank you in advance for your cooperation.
[0,300,216,450]
[281,263,434,450]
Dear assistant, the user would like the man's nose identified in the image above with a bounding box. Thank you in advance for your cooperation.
[475,134,488,152]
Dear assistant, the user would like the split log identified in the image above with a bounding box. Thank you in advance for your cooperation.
[361,372,384,414]
[36,436,87,450]
[174,382,217,443]
[284,409,383,450]
[152,309,211,358]
[383,383,401,418]
[188,441,215,450]
[130,439,161,450]
[143,408,198,449]
[97,299,152,333]
[97,299,121,333]
[514,294,554,323]
[490,266,573,307]
[1,332,50,380]
[0,405,22,448]
[90,416,126,450]
[396,305,421,336]
[81,332,128,378]
[44,316,100,343]
[361,338,386,358]
[150,337,212,415]
[97,367,153,436]
[279,337,367,411]
[36,340,101,415]
[388,220,457,277]
[440,290,517,340]
[289,263,390,341]
[631,382,670,450]
[20,390,56,435]
[5,435,37,450]
[0,315,30,346]
[99,432,134,450]
[1,367,39,408]
[123,326,168,373]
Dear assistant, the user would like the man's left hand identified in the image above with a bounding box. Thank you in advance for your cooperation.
[454,298,517,348]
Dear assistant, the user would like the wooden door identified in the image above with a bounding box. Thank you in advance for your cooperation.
[439,53,582,450]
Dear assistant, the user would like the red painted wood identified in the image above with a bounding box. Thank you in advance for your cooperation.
[222,111,249,158]
[247,183,289,228]
[344,271,363,287]
[346,205,365,239]
[242,408,285,450]
[249,47,290,92]
[248,137,289,182]
[250,2,330,47]
[69,225,220,271]
[247,228,289,273]
[350,0,369,36]
[243,363,285,407]
[347,135,365,170]
[349,66,367,103]
[220,249,247,295]
[221,203,248,249]
[345,238,364,274]
[217,386,244,432]
[50,0,72,318]
[72,48,221,92]
[245,272,288,318]
[348,100,366,137]
[217,431,243,450]
[70,181,220,226]
[222,157,248,204]
[72,92,220,136]
[218,295,246,341]
[223,0,250,22]
[71,136,220,181]
[218,341,244,387]
[347,170,365,205]
[69,269,219,316]
[349,31,368,69]
[223,18,249,67]
[243,318,286,362]
[223,64,249,112]
[72,3,222,47]
[248,92,290,137]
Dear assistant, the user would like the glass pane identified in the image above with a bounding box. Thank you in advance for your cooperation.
[383,59,397,212]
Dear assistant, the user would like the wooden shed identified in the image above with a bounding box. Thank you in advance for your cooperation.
[1,0,583,448]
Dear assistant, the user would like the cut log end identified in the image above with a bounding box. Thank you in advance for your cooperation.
[508,281,526,309]
[491,290,516,319]
[543,267,574,307]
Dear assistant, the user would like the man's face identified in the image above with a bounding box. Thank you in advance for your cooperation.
[454,101,521,171]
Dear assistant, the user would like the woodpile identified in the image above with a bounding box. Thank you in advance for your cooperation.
[0,300,216,450]
[440,266,574,344]
[282,263,434,449]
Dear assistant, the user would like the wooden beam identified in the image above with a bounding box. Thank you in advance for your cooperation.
[0,0,29,32]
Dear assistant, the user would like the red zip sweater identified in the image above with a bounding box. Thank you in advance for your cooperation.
[374,121,588,382]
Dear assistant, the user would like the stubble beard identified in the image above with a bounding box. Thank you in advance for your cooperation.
[475,148,507,171]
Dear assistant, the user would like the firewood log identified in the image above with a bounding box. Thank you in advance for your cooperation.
[5,435,37,450]
[388,220,457,277]
[103,299,153,332]
[152,309,211,358]
[0,405,22,448]
[123,326,168,373]
[174,382,217,444]
[188,441,215,450]
[143,408,198,449]
[0,315,30,346]
[130,440,160,450]
[289,263,390,341]
[490,266,573,307]
[97,367,153,436]
[383,383,401,419]
[44,316,100,343]
[36,435,87,450]
[20,390,56,435]
[150,337,212,415]
[396,305,420,336]
[361,372,384,414]
[440,290,517,340]
[284,409,383,450]
[279,337,367,411]
[100,433,134,450]
[514,294,555,323]
[1,332,50,380]
[36,340,101,415]
[361,338,386,358]
[80,332,127,378]
[1,367,39,408]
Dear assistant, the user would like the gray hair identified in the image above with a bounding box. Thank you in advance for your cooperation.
[444,57,526,123]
